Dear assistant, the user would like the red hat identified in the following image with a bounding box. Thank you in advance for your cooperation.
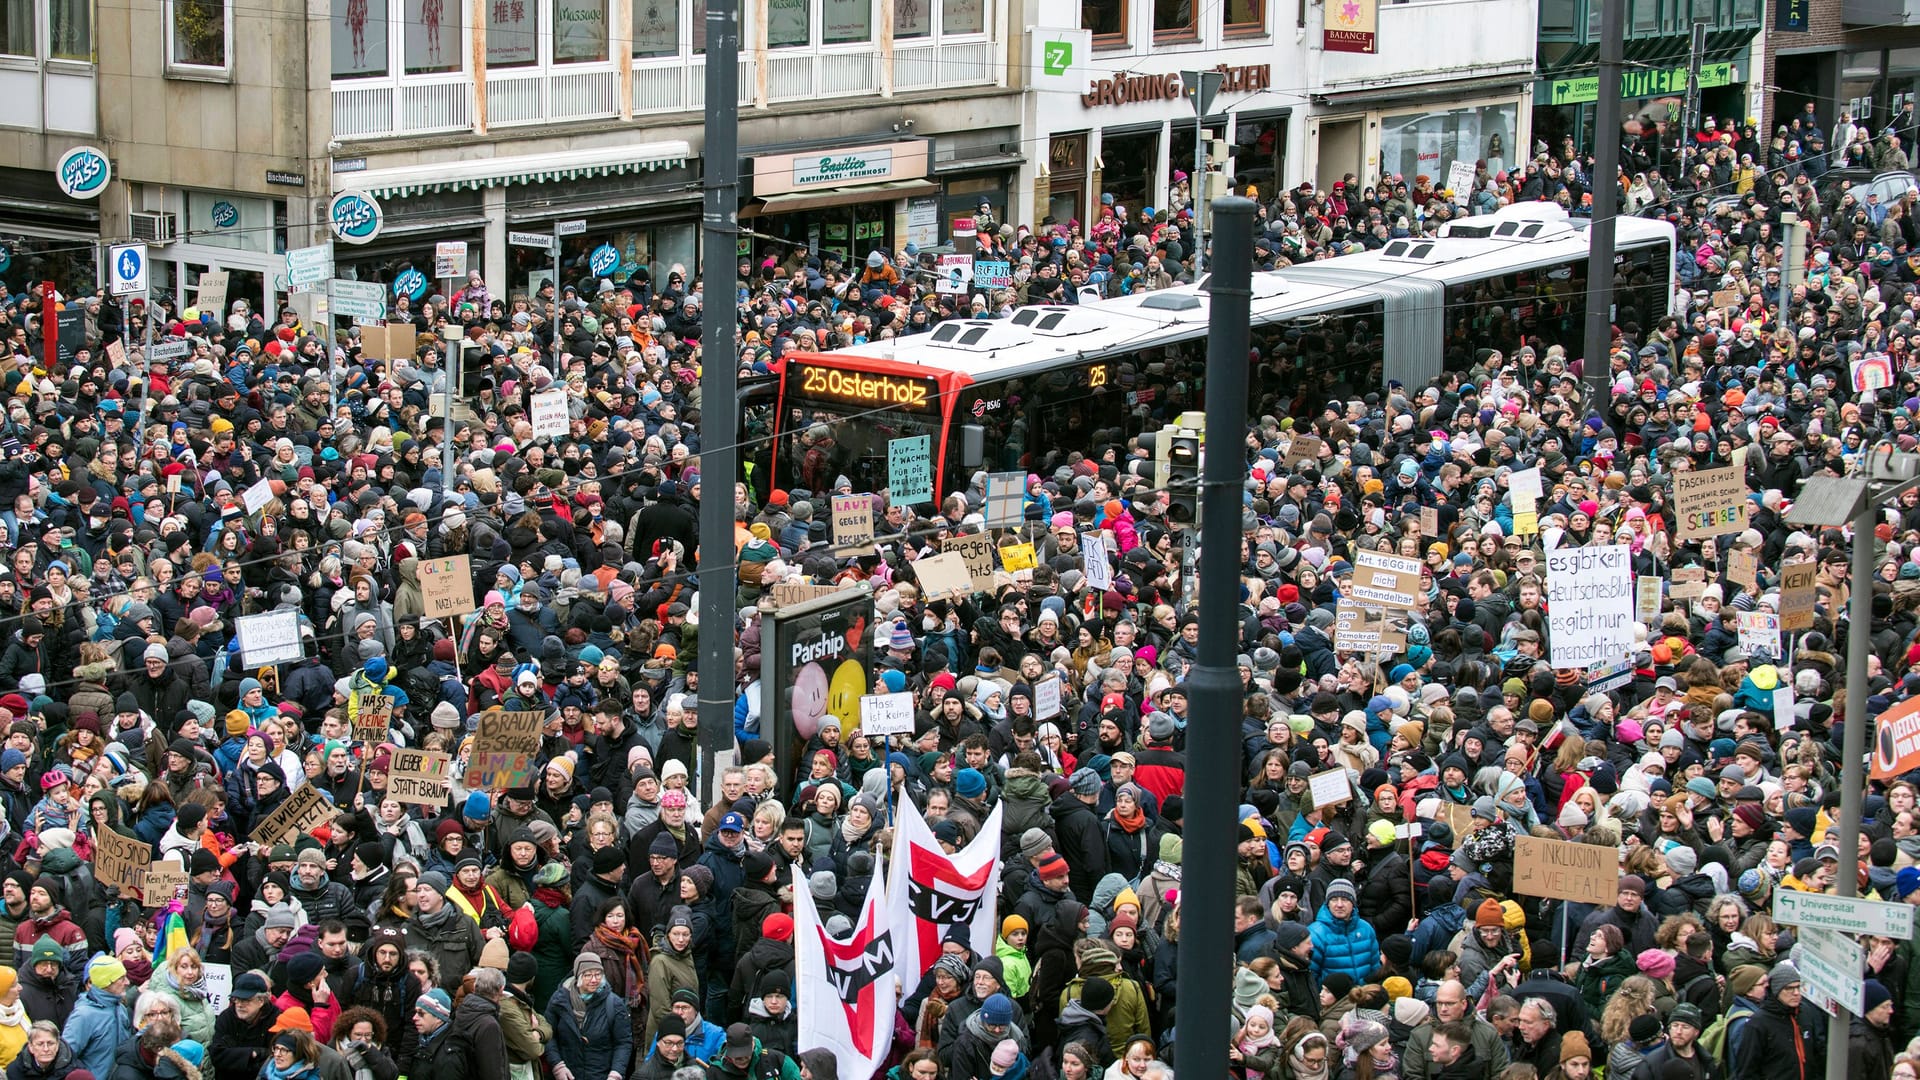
[762,913,794,941]
[1101,693,1125,711]
[0,695,29,717]
[931,672,957,691]
[1036,854,1070,880]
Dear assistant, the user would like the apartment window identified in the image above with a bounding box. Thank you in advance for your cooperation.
[1081,0,1122,40]
[48,0,87,59]
[404,0,460,73]
[1153,0,1193,36]
[168,0,229,71]
[1225,0,1263,33]
[1,0,32,57]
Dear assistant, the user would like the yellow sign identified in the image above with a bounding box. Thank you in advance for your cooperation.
[999,543,1037,572]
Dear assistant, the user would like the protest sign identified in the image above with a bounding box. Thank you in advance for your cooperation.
[1349,550,1420,609]
[1281,434,1322,467]
[1874,697,1920,779]
[1309,769,1352,809]
[1034,676,1061,720]
[1728,549,1759,589]
[1437,802,1475,847]
[912,551,972,600]
[1636,576,1662,626]
[94,826,150,894]
[1674,465,1751,541]
[1508,467,1543,501]
[1081,533,1112,590]
[984,473,1025,528]
[234,611,304,667]
[1335,602,1406,654]
[351,688,392,743]
[998,543,1037,573]
[250,783,336,845]
[1420,507,1439,536]
[1546,544,1634,669]
[936,254,973,294]
[1512,835,1616,907]
[204,964,232,1014]
[770,581,843,607]
[1779,562,1818,630]
[974,260,1012,288]
[242,478,275,514]
[1670,565,1708,600]
[943,534,997,593]
[859,692,916,737]
[531,388,570,439]
[464,709,545,789]
[143,858,189,902]
[888,436,932,505]
[418,555,475,619]
[388,748,452,807]
[1737,610,1781,659]
[832,495,874,550]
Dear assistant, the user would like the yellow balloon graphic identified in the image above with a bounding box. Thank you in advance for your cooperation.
[829,659,867,735]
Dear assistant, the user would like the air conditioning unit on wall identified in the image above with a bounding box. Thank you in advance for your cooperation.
[129,211,176,245]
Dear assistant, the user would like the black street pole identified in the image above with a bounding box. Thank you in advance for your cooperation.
[695,0,741,806]
[1174,195,1254,1074]
[1582,0,1625,410]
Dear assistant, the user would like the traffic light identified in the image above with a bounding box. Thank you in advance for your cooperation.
[1167,427,1201,526]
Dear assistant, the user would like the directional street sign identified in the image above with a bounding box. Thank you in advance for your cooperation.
[148,341,190,360]
[285,243,334,288]
[509,231,555,249]
[1774,890,1914,940]
[108,243,147,297]
[327,279,387,322]
[1799,927,1864,1017]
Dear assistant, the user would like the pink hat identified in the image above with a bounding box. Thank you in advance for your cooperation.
[660,789,688,808]
[484,590,506,608]
[1635,948,1675,979]
[114,928,142,956]
[1617,719,1645,745]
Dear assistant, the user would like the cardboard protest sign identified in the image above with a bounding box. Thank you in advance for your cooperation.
[1349,550,1420,609]
[943,534,997,593]
[770,581,843,607]
[94,826,150,895]
[1670,565,1708,600]
[418,555,475,619]
[912,551,972,600]
[1635,576,1662,626]
[1436,802,1475,847]
[1512,835,1617,907]
[351,689,393,743]
[143,858,189,902]
[250,783,337,845]
[1309,769,1352,809]
[998,543,1037,573]
[387,748,452,807]
[1282,434,1322,466]
[1420,507,1439,536]
[1728,549,1759,589]
[832,495,874,551]
[1779,562,1817,630]
[464,709,545,790]
[1674,465,1751,541]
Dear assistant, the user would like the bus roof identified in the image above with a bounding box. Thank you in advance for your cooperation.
[801,203,1675,383]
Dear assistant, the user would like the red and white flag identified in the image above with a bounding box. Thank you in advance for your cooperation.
[886,796,1003,980]
[795,867,896,1080]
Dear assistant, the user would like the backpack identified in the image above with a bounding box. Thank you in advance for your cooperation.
[1699,1000,1752,1065]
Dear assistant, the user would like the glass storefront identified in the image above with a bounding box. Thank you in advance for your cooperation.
[505,222,697,299]
[0,235,96,301]
[1100,128,1160,213]
[1379,100,1519,184]
[756,203,893,265]
[1234,113,1289,200]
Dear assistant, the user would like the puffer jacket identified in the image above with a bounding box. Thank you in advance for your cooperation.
[62,984,132,1080]
[1061,948,1148,1059]
[1308,902,1380,986]
[543,977,634,1080]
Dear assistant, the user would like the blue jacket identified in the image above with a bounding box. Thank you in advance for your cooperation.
[544,979,635,1080]
[1308,903,1380,986]
[63,984,132,1080]
[1408,900,1466,966]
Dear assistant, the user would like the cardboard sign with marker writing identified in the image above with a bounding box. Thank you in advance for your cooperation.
[913,551,972,600]
[418,555,475,619]
[1779,562,1817,630]
[143,858,189,903]
[387,748,452,807]
[943,533,998,593]
[1670,565,1708,600]
[94,826,150,895]
[1674,465,1752,541]
[351,689,392,743]
[250,783,336,844]
[1282,434,1322,466]
[832,495,874,550]
[1420,507,1439,536]
[1512,834,1617,907]
[770,581,842,607]
[1728,549,1758,589]
[1309,769,1352,809]
[464,709,545,790]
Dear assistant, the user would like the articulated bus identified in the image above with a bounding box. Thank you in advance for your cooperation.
[744,203,1676,501]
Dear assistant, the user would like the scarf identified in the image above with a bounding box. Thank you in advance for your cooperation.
[1113,805,1147,833]
[0,999,26,1028]
[533,885,569,909]
[416,900,459,933]
[194,909,232,956]
[122,953,154,986]
[592,924,645,994]
[840,815,871,845]
[1289,1035,1330,1080]
[165,966,210,1001]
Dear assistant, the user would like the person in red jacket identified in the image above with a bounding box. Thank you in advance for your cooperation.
[1129,713,1186,804]
[10,875,84,972]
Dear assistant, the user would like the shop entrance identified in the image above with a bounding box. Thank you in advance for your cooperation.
[1317,118,1364,191]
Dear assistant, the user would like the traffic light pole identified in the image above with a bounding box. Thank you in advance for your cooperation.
[1174,195,1254,1080]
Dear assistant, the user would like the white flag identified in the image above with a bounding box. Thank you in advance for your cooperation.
[886,796,1003,981]
[795,867,896,1080]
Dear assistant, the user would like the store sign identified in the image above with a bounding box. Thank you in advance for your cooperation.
[1082,64,1268,108]
[1547,62,1734,106]
[589,243,619,276]
[328,191,385,245]
[393,269,428,300]
[1776,0,1807,30]
[754,141,928,197]
[1323,0,1377,54]
[794,149,893,187]
[54,145,111,200]
[210,201,239,229]
[1029,27,1091,92]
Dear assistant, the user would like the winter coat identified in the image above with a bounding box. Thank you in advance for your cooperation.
[1309,903,1380,986]
[498,984,550,1067]
[643,941,698,1046]
[448,992,509,1080]
[543,978,634,1080]
[1733,993,1810,1080]
[406,906,485,993]
[61,984,132,1080]
[1062,959,1148,1059]
[1401,1017,1508,1080]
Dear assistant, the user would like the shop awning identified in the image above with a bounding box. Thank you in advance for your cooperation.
[339,141,693,198]
[741,179,940,217]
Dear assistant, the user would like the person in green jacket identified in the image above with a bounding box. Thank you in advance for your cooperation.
[996,916,1033,1002]
[1059,940,1149,1060]
[705,1023,801,1080]
[527,862,574,1010]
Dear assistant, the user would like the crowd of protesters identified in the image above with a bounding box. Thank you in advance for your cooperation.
[0,96,1913,1080]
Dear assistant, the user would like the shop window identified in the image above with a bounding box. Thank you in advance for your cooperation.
[487,0,539,66]
[404,0,461,74]
[1100,130,1159,213]
[332,0,389,76]
[48,0,88,60]
[1629,0,1655,34]
[1,0,32,57]
[894,0,930,36]
[632,0,678,55]
[822,0,870,43]
[767,0,808,46]
[1379,101,1518,187]
[1152,0,1192,37]
[1080,0,1122,42]
[552,0,608,60]
[943,0,983,33]
[168,0,229,72]
[1224,0,1262,33]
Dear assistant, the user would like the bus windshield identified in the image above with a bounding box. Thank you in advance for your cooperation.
[779,396,944,496]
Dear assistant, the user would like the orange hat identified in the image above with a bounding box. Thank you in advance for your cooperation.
[271,1006,313,1033]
